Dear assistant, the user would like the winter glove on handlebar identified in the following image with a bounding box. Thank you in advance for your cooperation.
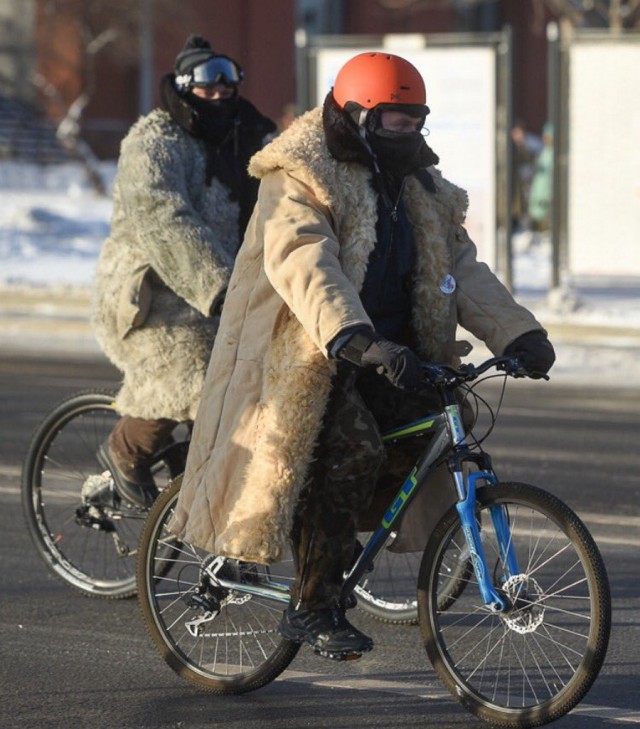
[337,330,423,391]
[503,330,556,377]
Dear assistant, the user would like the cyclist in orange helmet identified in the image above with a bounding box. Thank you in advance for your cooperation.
[170,52,555,660]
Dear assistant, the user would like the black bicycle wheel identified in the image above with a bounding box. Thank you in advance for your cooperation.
[137,477,300,694]
[418,482,611,728]
[22,390,159,598]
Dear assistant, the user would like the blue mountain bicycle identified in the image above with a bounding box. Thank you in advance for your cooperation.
[137,355,611,728]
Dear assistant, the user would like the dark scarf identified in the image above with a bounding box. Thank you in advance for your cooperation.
[189,93,240,146]
[368,128,436,180]
[160,74,276,234]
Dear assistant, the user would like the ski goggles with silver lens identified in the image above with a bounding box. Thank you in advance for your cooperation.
[191,56,243,87]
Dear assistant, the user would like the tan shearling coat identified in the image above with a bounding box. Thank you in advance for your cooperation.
[169,107,543,563]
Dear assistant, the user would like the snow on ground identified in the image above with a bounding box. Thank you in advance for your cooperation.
[0,162,115,288]
[1,161,639,387]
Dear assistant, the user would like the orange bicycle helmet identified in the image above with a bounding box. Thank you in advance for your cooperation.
[333,52,426,110]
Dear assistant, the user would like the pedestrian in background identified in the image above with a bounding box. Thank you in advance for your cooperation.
[511,119,542,231]
[277,102,298,132]
[92,34,275,508]
[528,122,554,234]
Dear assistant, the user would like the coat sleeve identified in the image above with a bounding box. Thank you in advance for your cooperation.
[259,170,373,354]
[116,126,233,316]
[453,225,545,354]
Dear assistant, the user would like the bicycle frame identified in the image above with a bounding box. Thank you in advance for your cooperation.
[342,391,516,612]
[206,387,519,613]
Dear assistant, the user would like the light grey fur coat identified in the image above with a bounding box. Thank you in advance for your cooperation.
[92,109,239,421]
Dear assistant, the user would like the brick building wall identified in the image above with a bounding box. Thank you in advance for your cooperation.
[33,0,296,158]
[27,0,555,159]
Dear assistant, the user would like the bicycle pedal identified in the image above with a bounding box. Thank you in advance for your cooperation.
[313,647,367,662]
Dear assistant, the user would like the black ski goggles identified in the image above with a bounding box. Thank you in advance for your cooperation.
[368,103,430,131]
[191,56,243,87]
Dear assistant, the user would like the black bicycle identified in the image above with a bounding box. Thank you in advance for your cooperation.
[21,390,189,598]
[137,356,611,728]
[21,390,414,619]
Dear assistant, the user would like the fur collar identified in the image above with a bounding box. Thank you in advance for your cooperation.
[321,92,375,167]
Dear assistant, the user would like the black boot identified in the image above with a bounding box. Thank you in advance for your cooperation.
[278,603,373,660]
[97,442,158,508]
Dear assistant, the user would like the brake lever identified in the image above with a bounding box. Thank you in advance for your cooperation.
[500,357,549,381]
[528,371,550,381]
[458,363,477,378]
[497,356,527,378]
[421,363,446,384]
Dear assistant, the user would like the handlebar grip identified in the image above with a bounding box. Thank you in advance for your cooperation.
[420,356,549,385]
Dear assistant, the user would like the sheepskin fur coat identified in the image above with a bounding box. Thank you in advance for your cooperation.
[169,106,543,562]
[92,100,272,421]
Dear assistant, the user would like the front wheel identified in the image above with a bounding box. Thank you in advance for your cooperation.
[418,482,611,728]
[137,476,300,694]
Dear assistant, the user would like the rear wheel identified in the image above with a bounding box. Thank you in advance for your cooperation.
[355,529,471,624]
[354,531,420,624]
[137,477,300,694]
[419,482,611,728]
[21,390,184,598]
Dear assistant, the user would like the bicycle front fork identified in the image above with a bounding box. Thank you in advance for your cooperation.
[451,467,520,612]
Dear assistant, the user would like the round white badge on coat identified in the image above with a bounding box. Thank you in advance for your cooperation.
[440,274,456,295]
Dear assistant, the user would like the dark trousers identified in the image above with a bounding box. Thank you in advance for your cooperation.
[109,415,177,466]
[289,367,443,610]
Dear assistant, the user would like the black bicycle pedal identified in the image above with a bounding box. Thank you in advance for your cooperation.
[313,647,366,662]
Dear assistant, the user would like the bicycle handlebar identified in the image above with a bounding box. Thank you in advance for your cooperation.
[420,355,549,387]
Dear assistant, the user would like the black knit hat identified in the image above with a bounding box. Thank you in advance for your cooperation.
[174,34,215,77]
[174,34,243,92]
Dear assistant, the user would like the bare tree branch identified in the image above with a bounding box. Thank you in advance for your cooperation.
[541,0,585,26]
[32,71,106,194]
[541,0,640,27]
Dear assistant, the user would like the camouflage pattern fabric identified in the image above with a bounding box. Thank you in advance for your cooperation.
[290,366,447,609]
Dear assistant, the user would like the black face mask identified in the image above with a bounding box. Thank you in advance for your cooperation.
[368,128,428,179]
[189,93,238,145]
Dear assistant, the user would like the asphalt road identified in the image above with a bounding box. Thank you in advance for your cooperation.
[1,350,639,729]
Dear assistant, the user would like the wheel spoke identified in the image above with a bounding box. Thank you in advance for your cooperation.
[354,531,420,623]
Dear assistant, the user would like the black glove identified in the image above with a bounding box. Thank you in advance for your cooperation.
[338,330,423,391]
[503,330,556,377]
